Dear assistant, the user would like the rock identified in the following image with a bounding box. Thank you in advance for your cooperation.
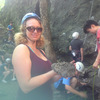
[51,61,75,77]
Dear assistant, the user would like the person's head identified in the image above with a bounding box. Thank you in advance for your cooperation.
[10,22,13,25]
[14,13,44,48]
[72,32,79,39]
[83,20,99,34]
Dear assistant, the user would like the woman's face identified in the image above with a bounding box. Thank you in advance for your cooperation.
[25,18,42,42]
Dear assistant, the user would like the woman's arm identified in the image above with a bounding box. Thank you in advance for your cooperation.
[52,75,61,82]
[12,44,57,93]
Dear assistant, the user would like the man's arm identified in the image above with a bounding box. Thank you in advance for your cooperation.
[93,50,100,68]
[69,46,72,51]
[65,85,87,98]
[80,48,83,62]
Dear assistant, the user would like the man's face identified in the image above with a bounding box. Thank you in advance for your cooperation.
[87,25,97,34]
[87,28,96,34]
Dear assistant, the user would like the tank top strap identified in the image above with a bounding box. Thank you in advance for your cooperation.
[25,45,46,57]
[28,46,34,53]
[39,49,46,57]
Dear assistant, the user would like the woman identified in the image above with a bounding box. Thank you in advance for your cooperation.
[12,13,59,100]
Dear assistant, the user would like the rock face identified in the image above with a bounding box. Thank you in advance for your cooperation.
[50,0,99,53]
[50,0,100,65]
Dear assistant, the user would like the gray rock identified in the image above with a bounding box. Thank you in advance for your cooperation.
[51,61,75,77]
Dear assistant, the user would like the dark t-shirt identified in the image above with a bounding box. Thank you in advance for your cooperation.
[70,39,83,62]
[70,39,83,50]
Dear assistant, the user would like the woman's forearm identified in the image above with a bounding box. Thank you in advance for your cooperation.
[19,70,57,93]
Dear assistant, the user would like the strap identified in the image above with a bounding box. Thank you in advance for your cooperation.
[28,46,34,53]
[39,49,46,57]
[25,45,34,53]
[26,45,46,57]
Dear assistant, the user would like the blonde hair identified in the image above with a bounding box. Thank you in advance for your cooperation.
[14,18,45,48]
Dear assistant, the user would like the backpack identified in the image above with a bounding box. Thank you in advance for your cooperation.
[54,77,65,91]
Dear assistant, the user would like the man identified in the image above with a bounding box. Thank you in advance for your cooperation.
[0,59,10,83]
[83,20,100,68]
[7,22,14,43]
[54,62,87,98]
[69,32,83,63]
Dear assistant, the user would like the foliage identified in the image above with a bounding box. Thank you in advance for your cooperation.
[0,0,38,32]
[2,44,15,54]
[0,0,5,10]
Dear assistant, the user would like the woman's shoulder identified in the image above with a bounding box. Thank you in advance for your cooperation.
[14,44,29,53]
[15,44,28,49]
[12,44,30,59]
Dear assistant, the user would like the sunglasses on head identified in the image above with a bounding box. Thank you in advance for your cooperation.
[26,26,42,33]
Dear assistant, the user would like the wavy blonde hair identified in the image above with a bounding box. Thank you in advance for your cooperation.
[14,18,45,49]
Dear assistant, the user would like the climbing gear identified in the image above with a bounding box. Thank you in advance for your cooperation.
[75,62,84,72]
[92,68,97,100]
[21,13,40,24]
[71,51,76,57]
[72,32,79,39]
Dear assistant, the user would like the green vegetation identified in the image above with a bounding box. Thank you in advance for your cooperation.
[0,0,5,10]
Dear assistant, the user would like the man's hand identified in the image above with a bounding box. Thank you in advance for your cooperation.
[93,61,99,69]
[79,92,87,98]
[80,82,87,85]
